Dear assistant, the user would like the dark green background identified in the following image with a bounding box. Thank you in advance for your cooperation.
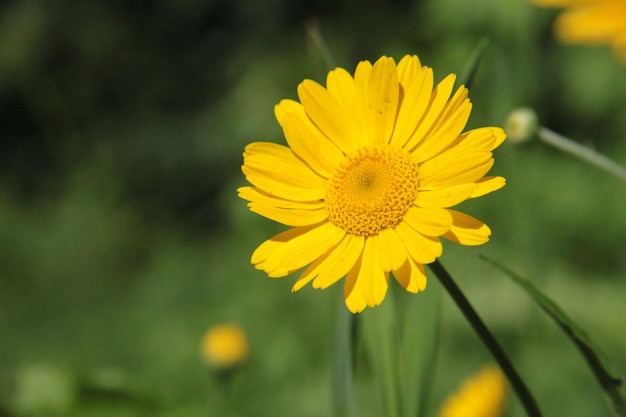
[1,0,625,416]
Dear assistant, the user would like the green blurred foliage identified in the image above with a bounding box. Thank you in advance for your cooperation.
[1,0,625,416]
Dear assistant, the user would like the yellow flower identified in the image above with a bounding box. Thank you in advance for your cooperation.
[437,365,507,417]
[201,324,248,369]
[239,55,506,313]
[533,0,626,60]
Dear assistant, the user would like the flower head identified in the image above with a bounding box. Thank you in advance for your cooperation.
[239,55,506,313]
[437,365,507,417]
[201,324,249,369]
[533,0,626,60]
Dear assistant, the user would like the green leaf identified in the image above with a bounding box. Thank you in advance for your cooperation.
[481,255,626,417]
[400,279,442,417]
[361,287,401,417]
[458,37,490,91]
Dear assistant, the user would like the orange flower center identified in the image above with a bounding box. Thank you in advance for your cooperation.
[325,145,419,236]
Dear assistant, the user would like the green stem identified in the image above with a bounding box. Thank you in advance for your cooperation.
[537,127,626,182]
[429,260,544,417]
[305,20,337,70]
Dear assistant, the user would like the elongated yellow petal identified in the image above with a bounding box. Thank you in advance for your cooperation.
[394,221,442,264]
[392,57,434,148]
[292,232,354,292]
[471,176,506,198]
[360,237,390,307]
[376,227,408,271]
[447,127,504,154]
[298,80,358,155]
[419,151,494,189]
[251,226,313,276]
[443,210,492,246]
[252,222,344,277]
[415,183,477,208]
[402,206,453,237]
[248,203,328,227]
[411,86,472,162]
[403,74,457,152]
[344,255,367,313]
[238,186,324,209]
[392,256,427,293]
[366,56,400,145]
[243,142,327,201]
[307,234,364,290]
[277,111,340,178]
[326,67,369,149]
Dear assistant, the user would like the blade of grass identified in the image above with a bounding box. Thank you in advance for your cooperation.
[400,278,442,417]
[481,255,626,417]
[361,287,400,417]
[429,260,544,417]
[458,37,490,90]
[333,295,357,417]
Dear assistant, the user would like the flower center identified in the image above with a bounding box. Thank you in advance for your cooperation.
[325,145,419,236]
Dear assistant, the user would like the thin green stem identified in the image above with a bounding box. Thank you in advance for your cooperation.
[429,260,544,417]
[537,127,626,182]
[305,20,337,70]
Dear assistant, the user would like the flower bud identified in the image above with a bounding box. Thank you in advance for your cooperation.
[505,107,538,144]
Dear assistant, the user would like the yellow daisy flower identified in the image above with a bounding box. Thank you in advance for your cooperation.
[238,55,506,313]
[437,365,507,417]
[534,0,626,60]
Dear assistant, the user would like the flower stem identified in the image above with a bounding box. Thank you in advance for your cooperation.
[537,127,626,182]
[429,260,544,417]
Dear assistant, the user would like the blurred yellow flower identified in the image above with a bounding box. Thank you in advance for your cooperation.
[201,324,248,368]
[437,365,507,417]
[239,55,506,313]
[534,0,626,60]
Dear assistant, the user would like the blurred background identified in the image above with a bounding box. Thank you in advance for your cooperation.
[1,0,625,416]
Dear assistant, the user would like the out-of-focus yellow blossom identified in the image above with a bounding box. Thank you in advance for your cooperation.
[201,324,248,369]
[534,0,626,61]
[437,365,507,417]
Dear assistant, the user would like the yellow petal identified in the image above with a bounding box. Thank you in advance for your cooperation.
[376,227,408,271]
[344,256,367,313]
[392,57,434,148]
[393,256,427,293]
[419,151,494,189]
[243,142,327,201]
[252,222,344,277]
[238,186,324,209]
[366,56,400,145]
[360,237,390,307]
[471,176,506,198]
[292,233,357,291]
[276,109,343,178]
[411,86,472,162]
[298,80,358,155]
[394,221,442,264]
[247,202,328,227]
[403,74,457,152]
[415,183,477,208]
[447,127,505,154]
[308,234,364,290]
[403,206,453,237]
[326,67,369,149]
[293,234,365,291]
[443,210,492,246]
